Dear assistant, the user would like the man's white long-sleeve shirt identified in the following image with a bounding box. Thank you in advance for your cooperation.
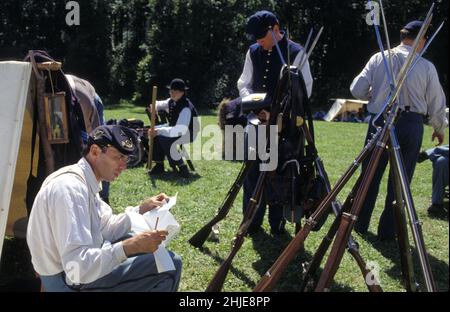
[155,98,191,138]
[237,48,314,98]
[350,43,448,135]
[27,158,133,284]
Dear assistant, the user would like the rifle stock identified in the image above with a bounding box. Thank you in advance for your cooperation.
[206,234,245,292]
[254,225,312,291]
[299,190,354,291]
[299,176,380,292]
[255,5,436,293]
[315,212,356,291]
[347,248,383,292]
[202,67,288,292]
[189,217,223,249]
[314,35,433,284]
[253,134,377,292]
[305,123,373,291]
[315,125,390,291]
[189,200,235,248]
[189,161,254,248]
[147,86,157,169]
[206,171,267,291]
[299,212,342,291]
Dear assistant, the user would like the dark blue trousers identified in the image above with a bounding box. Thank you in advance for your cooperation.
[243,162,284,231]
[355,112,424,239]
[242,124,283,232]
[427,145,449,205]
[153,135,184,168]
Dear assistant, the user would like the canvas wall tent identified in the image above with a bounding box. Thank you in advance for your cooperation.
[0,51,102,263]
[0,61,32,260]
[323,99,368,122]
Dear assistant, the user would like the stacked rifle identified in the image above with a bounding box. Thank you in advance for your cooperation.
[190,2,443,292]
[254,2,441,292]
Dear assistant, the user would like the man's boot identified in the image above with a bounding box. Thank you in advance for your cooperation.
[178,164,190,178]
[148,162,165,175]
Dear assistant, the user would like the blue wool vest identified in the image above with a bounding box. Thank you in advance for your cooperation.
[249,33,302,100]
[168,96,199,142]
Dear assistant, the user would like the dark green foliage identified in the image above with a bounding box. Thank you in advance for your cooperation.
[0,0,111,96]
[0,0,448,108]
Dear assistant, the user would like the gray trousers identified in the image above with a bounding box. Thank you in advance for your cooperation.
[427,145,449,205]
[40,251,182,292]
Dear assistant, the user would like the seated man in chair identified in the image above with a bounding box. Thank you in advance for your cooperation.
[148,78,199,178]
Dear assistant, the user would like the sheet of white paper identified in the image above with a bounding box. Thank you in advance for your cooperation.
[155,193,177,212]
[144,209,180,244]
[127,211,177,272]
[127,194,181,246]
[125,196,179,273]
[153,245,175,273]
[127,211,150,234]
[142,193,180,243]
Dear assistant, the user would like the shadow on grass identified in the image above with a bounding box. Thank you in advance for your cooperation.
[104,103,145,111]
[195,245,256,290]
[135,162,201,187]
[249,228,355,292]
[104,102,217,117]
[147,170,201,186]
[359,231,449,291]
[197,107,217,116]
[427,201,449,222]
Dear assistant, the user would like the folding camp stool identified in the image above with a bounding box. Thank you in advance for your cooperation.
[179,144,195,172]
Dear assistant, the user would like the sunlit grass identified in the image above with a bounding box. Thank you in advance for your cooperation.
[108,102,448,292]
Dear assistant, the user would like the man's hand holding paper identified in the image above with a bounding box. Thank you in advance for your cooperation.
[122,230,168,256]
[138,192,170,214]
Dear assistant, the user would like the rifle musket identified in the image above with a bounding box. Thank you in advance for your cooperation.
[297,28,314,69]
[371,5,434,126]
[299,26,324,70]
[379,0,395,82]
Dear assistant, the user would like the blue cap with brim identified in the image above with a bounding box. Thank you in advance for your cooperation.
[166,78,189,91]
[246,10,279,40]
[402,20,425,38]
[89,125,138,156]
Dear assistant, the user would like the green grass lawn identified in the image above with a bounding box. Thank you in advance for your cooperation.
[104,102,449,292]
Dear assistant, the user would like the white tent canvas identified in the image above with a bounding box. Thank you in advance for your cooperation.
[0,61,32,259]
[323,98,368,122]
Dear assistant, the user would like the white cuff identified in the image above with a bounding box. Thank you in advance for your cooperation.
[112,241,128,263]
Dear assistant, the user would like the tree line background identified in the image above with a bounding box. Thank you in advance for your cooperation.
[1,0,448,109]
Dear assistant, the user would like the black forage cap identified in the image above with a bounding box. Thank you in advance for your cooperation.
[402,20,426,38]
[89,125,137,155]
[246,10,279,40]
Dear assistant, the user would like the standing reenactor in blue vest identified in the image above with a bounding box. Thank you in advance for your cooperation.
[148,78,199,178]
[238,10,314,236]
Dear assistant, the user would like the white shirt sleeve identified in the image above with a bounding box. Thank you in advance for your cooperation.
[50,181,127,284]
[350,55,376,101]
[155,99,170,113]
[293,50,313,98]
[156,107,191,138]
[237,50,254,97]
[425,64,448,135]
[98,199,131,243]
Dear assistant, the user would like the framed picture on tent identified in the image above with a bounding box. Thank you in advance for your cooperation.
[43,92,69,144]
